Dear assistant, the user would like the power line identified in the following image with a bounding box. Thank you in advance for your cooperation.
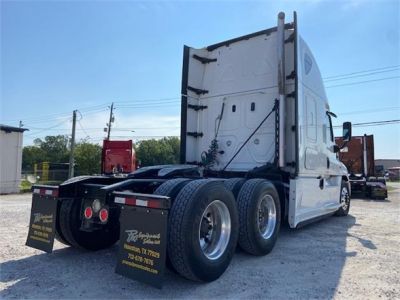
[6,66,400,129]
[4,65,400,120]
[114,97,180,105]
[24,118,71,137]
[116,100,180,109]
[337,106,400,116]
[22,126,180,131]
[77,120,91,139]
[326,76,400,88]
[3,103,109,123]
[324,68,399,82]
[323,65,400,79]
[18,107,108,126]
[333,119,400,128]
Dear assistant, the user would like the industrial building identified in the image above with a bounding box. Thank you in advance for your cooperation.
[0,125,28,194]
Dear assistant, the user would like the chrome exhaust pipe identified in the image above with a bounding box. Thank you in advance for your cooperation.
[277,12,286,168]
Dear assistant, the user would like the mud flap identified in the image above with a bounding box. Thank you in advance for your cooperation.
[26,186,59,253]
[114,192,170,288]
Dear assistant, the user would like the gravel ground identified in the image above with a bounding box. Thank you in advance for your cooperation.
[1,184,399,299]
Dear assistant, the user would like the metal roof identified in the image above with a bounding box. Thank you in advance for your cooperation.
[0,124,29,133]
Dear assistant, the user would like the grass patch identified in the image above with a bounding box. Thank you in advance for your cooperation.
[20,180,32,193]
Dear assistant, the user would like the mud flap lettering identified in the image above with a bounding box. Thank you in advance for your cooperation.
[115,206,168,288]
[26,191,58,253]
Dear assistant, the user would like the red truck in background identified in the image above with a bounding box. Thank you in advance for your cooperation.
[335,134,387,199]
[101,140,136,174]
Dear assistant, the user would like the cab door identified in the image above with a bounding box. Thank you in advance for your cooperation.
[323,112,342,206]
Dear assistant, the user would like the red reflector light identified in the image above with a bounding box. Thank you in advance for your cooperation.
[84,207,93,219]
[99,208,109,223]
[147,200,161,209]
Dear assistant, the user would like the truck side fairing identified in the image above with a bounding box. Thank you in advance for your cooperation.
[181,24,296,174]
[180,13,347,227]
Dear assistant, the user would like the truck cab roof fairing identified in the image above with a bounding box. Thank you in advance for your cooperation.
[297,35,329,109]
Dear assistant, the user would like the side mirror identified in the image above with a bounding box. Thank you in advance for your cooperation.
[342,122,352,142]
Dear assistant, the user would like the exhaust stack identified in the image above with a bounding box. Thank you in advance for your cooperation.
[277,12,286,168]
[363,134,368,176]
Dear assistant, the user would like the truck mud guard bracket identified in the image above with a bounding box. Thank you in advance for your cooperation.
[286,70,296,80]
[286,91,296,98]
[187,86,209,95]
[192,54,217,64]
[188,104,208,111]
[187,131,204,138]
[114,191,170,288]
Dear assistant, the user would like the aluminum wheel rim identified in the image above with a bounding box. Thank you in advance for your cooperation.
[341,187,349,210]
[198,200,231,260]
[257,194,277,239]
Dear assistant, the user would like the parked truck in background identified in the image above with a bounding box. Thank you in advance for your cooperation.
[336,134,387,199]
[101,140,136,175]
[26,12,353,287]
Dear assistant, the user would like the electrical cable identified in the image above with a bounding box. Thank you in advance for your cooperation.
[24,118,71,137]
[337,107,400,116]
[323,65,400,79]
[333,119,400,128]
[325,76,400,88]
[324,68,399,82]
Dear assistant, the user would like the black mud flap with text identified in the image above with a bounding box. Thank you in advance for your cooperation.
[114,192,170,289]
[25,185,59,253]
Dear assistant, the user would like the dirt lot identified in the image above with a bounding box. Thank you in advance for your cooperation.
[1,184,399,299]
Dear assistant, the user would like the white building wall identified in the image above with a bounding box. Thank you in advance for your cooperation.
[0,130,23,194]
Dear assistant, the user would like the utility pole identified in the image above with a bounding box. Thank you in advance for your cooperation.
[68,110,77,178]
[106,102,114,140]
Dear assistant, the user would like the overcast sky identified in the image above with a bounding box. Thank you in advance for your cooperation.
[1,0,399,158]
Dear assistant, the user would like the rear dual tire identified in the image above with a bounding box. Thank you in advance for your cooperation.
[58,198,119,250]
[224,178,246,198]
[168,179,239,282]
[154,178,192,273]
[237,179,281,256]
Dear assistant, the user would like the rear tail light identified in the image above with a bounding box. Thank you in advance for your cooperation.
[84,207,93,219]
[99,208,109,223]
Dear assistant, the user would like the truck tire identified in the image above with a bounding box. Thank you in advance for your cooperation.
[154,178,191,200]
[168,179,239,282]
[224,178,246,199]
[237,179,281,256]
[59,198,119,250]
[154,178,192,273]
[55,202,71,246]
[335,181,350,216]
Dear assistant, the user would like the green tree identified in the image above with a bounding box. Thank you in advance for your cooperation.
[166,136,180,163]
[136,137,180,166]
[22,146,46,171]
[74,142,102,175]
[34,135,70,163]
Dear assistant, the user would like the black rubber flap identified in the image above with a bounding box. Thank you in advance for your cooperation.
[115,206,168,288]
[25,193,58,253]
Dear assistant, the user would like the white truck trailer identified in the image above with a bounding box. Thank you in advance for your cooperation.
[26,12,352,287]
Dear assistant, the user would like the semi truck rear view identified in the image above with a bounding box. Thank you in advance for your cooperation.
[336,134,387,199]
[26,12,353,287]
[101,139,136,174]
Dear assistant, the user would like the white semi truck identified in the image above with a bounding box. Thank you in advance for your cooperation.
[26,12,352,287]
